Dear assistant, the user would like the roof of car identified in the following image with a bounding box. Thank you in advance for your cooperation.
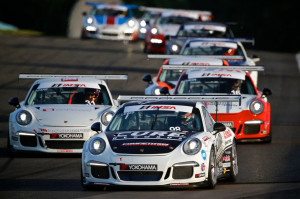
[33,78,107,86]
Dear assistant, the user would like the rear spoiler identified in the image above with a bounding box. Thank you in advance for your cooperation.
[118,95,241,121]
[148,54,244,60]
[168,36,254,45]
[18,74,128,80]
[139,6,211,15]
[139,6,170,12]
[117,95,241,105]
[162,65,264,71]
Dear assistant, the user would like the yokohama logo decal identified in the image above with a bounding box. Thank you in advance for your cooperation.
[110,163,157,171]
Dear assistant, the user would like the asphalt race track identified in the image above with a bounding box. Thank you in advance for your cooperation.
[0,34,300,198]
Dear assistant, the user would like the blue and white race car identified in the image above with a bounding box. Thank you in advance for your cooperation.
[7,74,127,154]
[81,96,238,189]
[81,2,139,40]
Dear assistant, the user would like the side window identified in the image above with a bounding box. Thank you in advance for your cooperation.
[192,108,204,132]
[99,85,112,105]
[26,84,39,105]
[202,107,214,132]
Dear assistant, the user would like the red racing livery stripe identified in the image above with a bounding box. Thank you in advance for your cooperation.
[106,16,115,25]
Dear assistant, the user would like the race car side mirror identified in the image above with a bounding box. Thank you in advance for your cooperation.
[82,11,87,16]
[263,88,272,96]
[251,54,260,63]
[142,74,153,84]
[8,97,20,108]
[164,35,171,40]
[91,122,102,133]
[160,87,169,95]
[213,122,226,133]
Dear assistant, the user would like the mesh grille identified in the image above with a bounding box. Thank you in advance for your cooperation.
[172,166,193,179]
[244,124,260,134]
[118,171,163,181]
[20,135,37,147]
[45,141,84,149]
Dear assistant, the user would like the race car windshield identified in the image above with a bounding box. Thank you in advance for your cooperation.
[176,76,256,95]
[157,16,197,25]
[92,8,128,17]
[178,29,228,38]
[182,45,243,56]
[26,87,112,105]
[107,109,203,132]
[158,69,183,82]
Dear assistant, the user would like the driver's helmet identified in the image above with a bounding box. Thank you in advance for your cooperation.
[224,48,235,55]
[178,112,193,125]
[85,89,100,102]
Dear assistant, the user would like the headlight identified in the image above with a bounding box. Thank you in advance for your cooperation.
[151,28,158,35]
[171,44,179,52]
[154,88,161,95]
[87,17,93,24]
[250,100,264,115]
[140,20,146,27]
[128,19,135,27]
[101,111,114,126]
[16,110,32,125]
[89,138,106,155]
[183,138,201,155]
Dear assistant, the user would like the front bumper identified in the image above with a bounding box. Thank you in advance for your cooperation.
[211,110,270,140]
[83,26,138,41]
[10,128,97,153]
[82,154,208,187]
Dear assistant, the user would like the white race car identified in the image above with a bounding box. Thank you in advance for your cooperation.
[81,96,238,189]
[81,2,139,40]
[7,74,127,154]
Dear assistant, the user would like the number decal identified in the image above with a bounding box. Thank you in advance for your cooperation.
[169,127,181,131]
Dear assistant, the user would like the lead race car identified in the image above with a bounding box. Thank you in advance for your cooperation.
[81,2,139,40]
[163,65,272,142]
[8,74,127,154]
[81,96,238,189]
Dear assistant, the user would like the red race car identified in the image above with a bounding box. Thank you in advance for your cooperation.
[144,9,213,53]
[169,66,272,142]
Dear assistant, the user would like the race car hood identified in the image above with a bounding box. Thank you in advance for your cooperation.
[28,105,110,127]
[158,24,181,36]
[94,15,130,25]
[105,131,195,154]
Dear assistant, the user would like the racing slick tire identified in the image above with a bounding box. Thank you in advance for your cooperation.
[7,134,16,158]
[205,147,217,189]
[263,129,272,143]
[228,140,238,182]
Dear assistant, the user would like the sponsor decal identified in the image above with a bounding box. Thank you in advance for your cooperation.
[33,129,37,133]
[43,108,54,112]
[182,62,210,66]
[195,173,205,178]
[170,183,189,186]
[50,133,83,139]
[51,84,86,88]
[201,163,205,171]
[57,149,73,153]
[39,128,90,133]
[112,131,187,141]
[110,163,157,171]
[201,73,232,77]
[225,150,231,155]
[222,155,230,162]
[221,122,234,128]
[223,162,231,168]
[202,136,210,141]
[121,142,170,147]
[223,129,232,139]
[224,168,226,174]
[61,78,78,82]
[225,140,232,145]
[201,150,207,160]
[144,105,176,110]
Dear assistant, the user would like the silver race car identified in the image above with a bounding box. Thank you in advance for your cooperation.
[81,96,238,189]
[8,74,127,154]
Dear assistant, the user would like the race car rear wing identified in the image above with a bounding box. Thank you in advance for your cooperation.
[148,54,245,60]
[117,95,241,121]
[139,6,212,15]
[118,95,241,104]
[18,74,128,80]
[168,36,255,45]
[161,65,265,71]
